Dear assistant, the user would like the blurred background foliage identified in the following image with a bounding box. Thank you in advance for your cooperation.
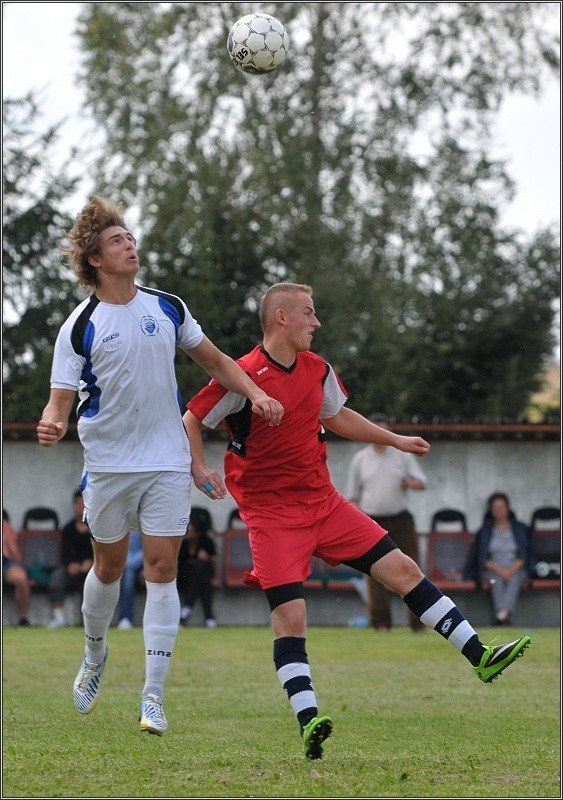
[3,2,560,423]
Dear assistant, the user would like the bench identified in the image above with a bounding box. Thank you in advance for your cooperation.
[308,557,360,591]
[426,529,560,593]
[425,530,475,591]
[529,528,560,591]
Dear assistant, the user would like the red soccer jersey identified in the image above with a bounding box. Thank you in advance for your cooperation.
[186,345,348,508]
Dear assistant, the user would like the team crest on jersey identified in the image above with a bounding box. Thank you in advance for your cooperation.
[140,316,159,336]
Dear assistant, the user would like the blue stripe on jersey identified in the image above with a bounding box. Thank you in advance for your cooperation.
[140,288,187,409]
[69,296,101,419]
[70,296,100,356]
[138,286,186,334]
[176,386,184,414]
[159,295,181,331]
[79,320,101,418]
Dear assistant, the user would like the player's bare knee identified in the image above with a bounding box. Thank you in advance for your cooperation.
[94,562,123,584]
[395,553,424,585]
[143,563,177,584]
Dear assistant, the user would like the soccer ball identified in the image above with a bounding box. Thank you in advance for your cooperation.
[227,13,289,75]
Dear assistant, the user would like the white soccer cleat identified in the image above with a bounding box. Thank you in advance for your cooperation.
[139,694,168,735]
[73,649,108,714]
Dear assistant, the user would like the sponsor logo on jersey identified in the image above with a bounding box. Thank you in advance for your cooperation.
[140,316,159,336]
[104,339,123,352]
[257,366,269,375]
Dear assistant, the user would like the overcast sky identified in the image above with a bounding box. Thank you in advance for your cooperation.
[3,1,561,235]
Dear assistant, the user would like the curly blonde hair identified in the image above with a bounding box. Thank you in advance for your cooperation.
[61,197,128,290]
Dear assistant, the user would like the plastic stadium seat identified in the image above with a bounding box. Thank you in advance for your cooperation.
[530,506,560,532]
[18,529,61,572]
[430,508,468,532]
[426,530,474,591]
[222,528,253,587]
[226,508,247,530]
[21,506,60,530]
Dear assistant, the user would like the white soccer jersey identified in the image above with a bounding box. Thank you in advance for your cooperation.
[50,286,204,472]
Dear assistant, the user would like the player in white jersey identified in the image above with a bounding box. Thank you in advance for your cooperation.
[37,197,283,735]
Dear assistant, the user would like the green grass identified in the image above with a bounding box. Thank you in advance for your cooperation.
[2,626,560,798]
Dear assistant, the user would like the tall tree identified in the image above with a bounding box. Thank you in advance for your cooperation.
[4,3,559,422]
[3,95,82,422]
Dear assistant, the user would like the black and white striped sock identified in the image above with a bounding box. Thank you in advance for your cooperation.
[403,578,484,665]
[273,636,317,731]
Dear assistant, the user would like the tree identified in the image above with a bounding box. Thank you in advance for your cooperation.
[4,3,560,422]
[2,95,83,422]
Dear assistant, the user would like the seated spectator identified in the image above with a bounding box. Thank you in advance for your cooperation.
[2,508,31,626]
[178,507,217,628]
[46,489,93,628]
[116,531,144,629]
[464,492,535,625]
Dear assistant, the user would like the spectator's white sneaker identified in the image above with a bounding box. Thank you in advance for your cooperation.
[205,618,218,628]
[47,618,66,629]
[180,606,192,627]
[117,618,133,629]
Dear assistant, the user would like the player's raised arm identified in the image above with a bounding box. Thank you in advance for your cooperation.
[186,336,284,427]
[322,406,430,456]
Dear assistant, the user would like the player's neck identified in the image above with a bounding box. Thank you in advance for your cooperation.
[95,278,138,305]
[262,338,297,369]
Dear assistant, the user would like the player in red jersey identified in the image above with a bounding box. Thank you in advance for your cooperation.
[183,282,531,760]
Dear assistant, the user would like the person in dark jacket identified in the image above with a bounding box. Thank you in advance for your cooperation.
[46,489,93,628]
[464,492,535,625]
[177,507,217,628]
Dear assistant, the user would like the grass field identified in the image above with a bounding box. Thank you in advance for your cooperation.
[2,626,560,798]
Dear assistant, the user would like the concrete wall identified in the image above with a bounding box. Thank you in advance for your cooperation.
[3,580,558,628]
[4,438,559,630]
[3,438,560,534]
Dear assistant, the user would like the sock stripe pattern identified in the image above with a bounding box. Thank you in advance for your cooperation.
[404,577,477,652]
[274,637,317,723]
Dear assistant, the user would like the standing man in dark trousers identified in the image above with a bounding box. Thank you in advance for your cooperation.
[346,412,427,632]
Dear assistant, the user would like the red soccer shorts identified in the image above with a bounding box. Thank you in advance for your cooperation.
[241,490,387,589]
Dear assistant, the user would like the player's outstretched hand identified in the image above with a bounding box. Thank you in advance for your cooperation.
[251,395,284,427]
[398,435,431,456]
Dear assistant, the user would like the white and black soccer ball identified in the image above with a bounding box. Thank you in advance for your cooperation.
[227,13,289,75]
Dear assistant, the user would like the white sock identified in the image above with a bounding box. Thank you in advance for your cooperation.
[142,580,180,700]
[81,569,120,663]
[53,606,65,624]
